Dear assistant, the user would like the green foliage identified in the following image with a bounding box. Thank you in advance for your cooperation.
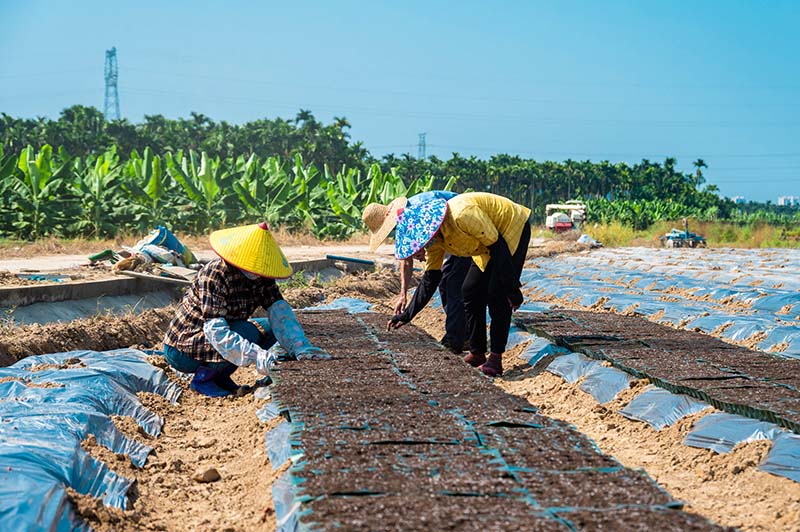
[0,146,456,241]
[1,105,798,240]
[70,147,122,237]
[10,145,74,239]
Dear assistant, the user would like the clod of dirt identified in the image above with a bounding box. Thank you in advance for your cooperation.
[192,467,221,483]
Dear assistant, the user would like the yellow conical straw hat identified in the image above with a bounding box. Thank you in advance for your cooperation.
[209,222,293,279]
[362,197,408,252]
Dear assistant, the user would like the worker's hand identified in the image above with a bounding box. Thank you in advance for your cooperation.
[507,286,524,311]
[296,346,332,361]
[386,315,408,331]
[393,294,407,314]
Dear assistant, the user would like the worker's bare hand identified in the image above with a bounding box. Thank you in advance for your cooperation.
[393,295,407,314]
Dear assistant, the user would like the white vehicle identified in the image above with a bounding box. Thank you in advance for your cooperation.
[545,200,586,232]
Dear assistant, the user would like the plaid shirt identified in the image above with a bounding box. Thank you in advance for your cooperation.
[164,258,284,362]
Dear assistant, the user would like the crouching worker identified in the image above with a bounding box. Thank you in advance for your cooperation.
[163,222,329,397]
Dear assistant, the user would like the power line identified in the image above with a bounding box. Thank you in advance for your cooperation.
[120,86,800,129]
[121,67,800,109]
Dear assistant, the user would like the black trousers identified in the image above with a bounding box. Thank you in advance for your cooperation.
[439,254,471,351]
[462,223,531,355]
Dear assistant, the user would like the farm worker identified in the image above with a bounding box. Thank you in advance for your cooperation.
[388,192,531,377]
[362,191,471,353]
[163,222,329,397]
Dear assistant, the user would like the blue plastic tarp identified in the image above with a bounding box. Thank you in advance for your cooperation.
[0,349,181,531]
[683,412,784,454]
[759,431,800,483]
[579,365,633,404]
[266,422,294,470]
[307,297,373,313]
[619,386,710,430]
[273,469,301,532]
[546,353,599,384]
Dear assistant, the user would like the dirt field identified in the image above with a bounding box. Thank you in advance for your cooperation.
[3,258,798,530]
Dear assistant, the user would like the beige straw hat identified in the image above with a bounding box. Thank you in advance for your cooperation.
[362,197,408,252]
[209,222,293,279]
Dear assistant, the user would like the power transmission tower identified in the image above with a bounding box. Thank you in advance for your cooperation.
[104,47,120,120]
[417,132,426,159]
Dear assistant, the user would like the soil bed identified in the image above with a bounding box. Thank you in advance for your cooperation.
[267,309,726,530]
[516,310,800,433]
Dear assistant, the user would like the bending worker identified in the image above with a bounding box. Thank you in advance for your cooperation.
[362,191,471,353]
[388,192,531,377]
[163,222,329,397]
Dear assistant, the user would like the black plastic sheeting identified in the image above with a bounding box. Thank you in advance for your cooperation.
[619,386,710,431]
[0,349,181,531]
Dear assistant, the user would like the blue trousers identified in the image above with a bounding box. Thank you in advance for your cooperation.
[440,255,470,351]
[164,318,277,373]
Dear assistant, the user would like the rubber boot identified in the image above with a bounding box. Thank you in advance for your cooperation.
[190,366,232,397]
[212,364,240,393]
[463,351,486,367]
[480,352,504,377]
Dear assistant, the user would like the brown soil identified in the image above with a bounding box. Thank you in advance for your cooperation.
[0,269,400,367]
[409,306,800,532]
[281,268,401,310]
[69,364,285,532]
[0,308,175,367]
[526,240,593,260]
[497,370,800,531]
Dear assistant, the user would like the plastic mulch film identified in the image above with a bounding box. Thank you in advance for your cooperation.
[519,336,564,366]
[272,469,302,532]
[619,386,710,431]
[257,401,282,423]
[546,353,599,384]
[758,326,800,359]
[683,412,785,454]
[579,365,633,404]
[759,431,800,483]
[506,325,532,350]
[265,421,294,470]
[520,248,800,354]
[307,297,373,313]
[0,348,181,531]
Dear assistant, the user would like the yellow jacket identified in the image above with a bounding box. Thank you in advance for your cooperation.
[425,192,531,272]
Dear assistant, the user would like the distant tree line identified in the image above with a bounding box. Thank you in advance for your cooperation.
[1,105,797,232]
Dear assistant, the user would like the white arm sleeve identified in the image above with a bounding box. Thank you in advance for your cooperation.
[203,318,275,374]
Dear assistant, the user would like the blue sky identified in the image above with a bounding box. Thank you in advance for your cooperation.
[1,0,799,202]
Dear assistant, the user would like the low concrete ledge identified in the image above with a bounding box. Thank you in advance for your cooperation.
[0,277,178,307]
[0,257,381,309]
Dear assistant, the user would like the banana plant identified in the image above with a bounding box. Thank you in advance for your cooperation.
[71,147,122,237]
[11,145,73,239]
[166,150,236,231]
[232,154,303,226]
[122,147,171,229]
[0,147,19,236]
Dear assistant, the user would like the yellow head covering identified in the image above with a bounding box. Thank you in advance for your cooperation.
[209,222,293,279]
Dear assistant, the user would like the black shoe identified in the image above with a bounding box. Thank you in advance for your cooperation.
[212,365,240,393]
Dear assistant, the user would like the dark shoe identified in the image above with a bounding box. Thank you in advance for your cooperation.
[480,353,504,377]
[463,351,486,367]
[190,366,232,397]
[213,364,240,393]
